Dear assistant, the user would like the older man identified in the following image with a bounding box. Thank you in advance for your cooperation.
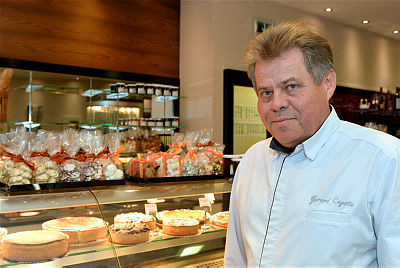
[225,21,400,266]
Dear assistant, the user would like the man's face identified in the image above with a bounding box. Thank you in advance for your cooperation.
[255,47,336,148]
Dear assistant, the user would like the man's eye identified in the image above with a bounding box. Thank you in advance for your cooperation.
[258,90,272,97]
[287,84,297,91]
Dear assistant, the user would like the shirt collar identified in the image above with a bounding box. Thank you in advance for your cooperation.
[269,106,340,160]
[301,106,340,160]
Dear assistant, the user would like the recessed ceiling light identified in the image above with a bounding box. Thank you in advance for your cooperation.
[325,8,332,12]
[394,30,399,34]
[362,20,369,24]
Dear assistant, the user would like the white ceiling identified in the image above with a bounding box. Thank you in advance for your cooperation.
[273,0,400,41]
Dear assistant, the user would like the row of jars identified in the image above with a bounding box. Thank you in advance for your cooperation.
[110,83,179,97]
[117,117,180,127]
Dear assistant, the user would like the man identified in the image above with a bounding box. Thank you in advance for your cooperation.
[224,21,400,266]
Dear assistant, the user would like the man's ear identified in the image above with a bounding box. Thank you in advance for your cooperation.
[324,69,336,100]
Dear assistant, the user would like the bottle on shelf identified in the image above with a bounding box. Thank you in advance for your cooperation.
[395,87,400,114]
[378,87,385,111]
[385,87,392,111]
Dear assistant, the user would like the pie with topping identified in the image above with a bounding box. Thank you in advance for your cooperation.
[1,230,69,262]
[162,218,199,236]
[157,209,209,224]
[114,212,155,230]
[42,216,107,244]
[109,223,150,244]
[210,211,229,229]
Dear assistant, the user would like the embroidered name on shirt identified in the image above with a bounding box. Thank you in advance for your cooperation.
[309,195,354,207]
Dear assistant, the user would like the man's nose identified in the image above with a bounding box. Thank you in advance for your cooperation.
[271,90,289,111]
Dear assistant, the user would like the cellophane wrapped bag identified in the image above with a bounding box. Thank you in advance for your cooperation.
[30,130,59,184]
[104,132,124,180]
[58,129,84,182]
[182,131,200,176]
[195,129,216,175]
[0,127,35,185]
[79,130,105,181]
[122,128,143,153]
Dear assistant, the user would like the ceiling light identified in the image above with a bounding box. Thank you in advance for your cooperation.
[362,20,369,24]
[325,8,332,12]
[394,30,399,34]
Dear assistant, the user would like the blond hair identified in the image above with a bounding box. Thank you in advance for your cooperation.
[245,21,334,88]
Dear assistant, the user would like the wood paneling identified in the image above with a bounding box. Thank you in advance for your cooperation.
[0,0,180,78]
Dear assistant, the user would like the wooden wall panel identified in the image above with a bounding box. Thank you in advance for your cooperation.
[0,0,180,78]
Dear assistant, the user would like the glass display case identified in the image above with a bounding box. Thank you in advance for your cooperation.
[0,179,231,267]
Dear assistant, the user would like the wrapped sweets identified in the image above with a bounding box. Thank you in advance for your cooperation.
[182,131,200,176]
[195,129,216,175]
[30,130,59,184]
[79,130,104,181]
[207,143,225,175]
[0,128,34,185]
[122,129,143,153]
[58,129,84,182]
[128,155,156,179]
[141,131,162,152]
[104,132,124,180]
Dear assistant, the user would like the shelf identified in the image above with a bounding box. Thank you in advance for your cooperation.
[14,83,185,102]
[0,179,232,212]
[0,227,226,267]
[0,121,184,130]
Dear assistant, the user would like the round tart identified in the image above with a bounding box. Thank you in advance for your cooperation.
[114,212,155,230]
[162,218,199,236]
[210,211,229,229]
[42,216,107,244]
[157,209,209,224]
[109,223,150,245]
[1,230,69,262]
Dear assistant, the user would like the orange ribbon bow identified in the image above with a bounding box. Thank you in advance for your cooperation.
[3,151,35,171]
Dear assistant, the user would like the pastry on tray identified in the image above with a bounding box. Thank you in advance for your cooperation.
[42,216,107,244]
[157,209,209,224]
[109,223,150,245]
[114,212,155,230]
[210,211,229,229]
[162,218,200,236]
[1,230,69,262]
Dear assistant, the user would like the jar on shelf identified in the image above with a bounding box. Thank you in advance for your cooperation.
[163,85,171,96]
[155,118,164,127]
[140,118,147,127]
[127,84,136,94]
[136,83,146,94]
[171,116,179,127]
[110,84,117,93]
[155,84,163,96]
[116,83,126,93]
[164,118,171,127]
[147,118,156,127]
[145,84,155,95]
[131,118,140,126]
[171,86,179,97]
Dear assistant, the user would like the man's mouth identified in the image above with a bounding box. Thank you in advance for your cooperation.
[272,117,295,123]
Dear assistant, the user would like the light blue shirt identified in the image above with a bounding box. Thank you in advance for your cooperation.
[225,108,400,266]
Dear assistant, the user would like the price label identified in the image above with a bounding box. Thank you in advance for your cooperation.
[204,193,215,203]
[145,203,158,215]
[199,197,211,208]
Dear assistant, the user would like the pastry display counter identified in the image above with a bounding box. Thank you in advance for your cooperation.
[0,179,232,267]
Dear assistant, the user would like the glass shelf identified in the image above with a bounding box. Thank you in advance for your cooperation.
[13,83,185,102]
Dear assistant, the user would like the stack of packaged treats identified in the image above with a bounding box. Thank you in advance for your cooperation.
[30,130,60,184]
[0,128,125,186]
[127,129,225,179]
[121,129,162,154]
[0,128,34,185]
[121,129,143,154]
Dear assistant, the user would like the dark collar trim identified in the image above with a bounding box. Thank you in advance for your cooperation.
[269,137,295,154]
